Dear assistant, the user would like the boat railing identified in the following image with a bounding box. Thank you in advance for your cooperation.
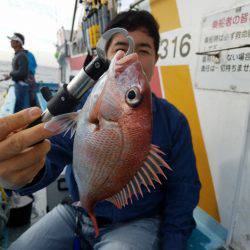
[0,85,16,118]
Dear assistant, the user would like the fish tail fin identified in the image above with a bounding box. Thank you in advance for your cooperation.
[44,111,80,138]
[88,212,99,237]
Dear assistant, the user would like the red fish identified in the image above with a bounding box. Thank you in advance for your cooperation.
[46,51,171,236]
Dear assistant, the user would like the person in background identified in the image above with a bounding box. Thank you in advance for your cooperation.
[4,33,37,111]
[2,11,201,250]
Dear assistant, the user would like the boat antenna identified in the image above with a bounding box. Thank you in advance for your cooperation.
[70,0,78,42]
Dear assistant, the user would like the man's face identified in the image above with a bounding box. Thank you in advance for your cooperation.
[10,40,21,50]
[106,29,158,81]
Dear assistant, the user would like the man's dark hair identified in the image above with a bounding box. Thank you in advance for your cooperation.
[14,33,25,45]
[106,10,160,54]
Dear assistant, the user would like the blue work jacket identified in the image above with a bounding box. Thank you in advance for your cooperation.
[19,91,201,250]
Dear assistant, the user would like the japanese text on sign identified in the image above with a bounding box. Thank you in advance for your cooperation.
[196,4,250,93]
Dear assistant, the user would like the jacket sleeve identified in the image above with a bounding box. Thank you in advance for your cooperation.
[162,114,201,250]
[10,53,29,81]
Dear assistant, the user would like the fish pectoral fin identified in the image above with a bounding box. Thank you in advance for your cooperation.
[106,145,172,208]
[44,111,80,138]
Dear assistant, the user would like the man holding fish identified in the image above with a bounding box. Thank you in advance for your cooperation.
[0,10,201,250]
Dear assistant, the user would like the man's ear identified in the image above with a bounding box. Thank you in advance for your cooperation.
[155,54,159,64]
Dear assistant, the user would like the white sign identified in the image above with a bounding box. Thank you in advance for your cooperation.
[196,4,250,93]
[157,28,193,67]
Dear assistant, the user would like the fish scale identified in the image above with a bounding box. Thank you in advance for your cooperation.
[74,127,122,187]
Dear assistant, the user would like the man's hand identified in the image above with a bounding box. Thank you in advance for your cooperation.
[3,74,11,81]
[0,107,58,189]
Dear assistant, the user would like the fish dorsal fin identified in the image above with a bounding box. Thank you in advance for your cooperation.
[44,111,80,138]
[106,144,172,208]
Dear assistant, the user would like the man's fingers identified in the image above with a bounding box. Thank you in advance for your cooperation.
[2,158,46,189]
[15,158,46,187]
[0,140,50,173]
[0,123,57,161]
[0,107,42,141]
[0,140,50,189]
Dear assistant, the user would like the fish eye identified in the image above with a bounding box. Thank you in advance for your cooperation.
[125,87,142,107]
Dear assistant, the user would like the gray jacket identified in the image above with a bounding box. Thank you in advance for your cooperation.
[10,50,29,82]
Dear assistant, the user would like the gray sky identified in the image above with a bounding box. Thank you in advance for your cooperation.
[0,0,76,67]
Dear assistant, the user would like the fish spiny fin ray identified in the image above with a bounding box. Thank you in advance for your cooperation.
[135,144,171,192]
[133,175,143,197]
[114,196,120,208]
[113,195,120,208]
[147,156,167,179]
[149,144,172,171]
[106,145,171,208]
[106,193,122,208]
[119,191,125,207]
[141,167,155,188]
[118,193,124,208]
[122,188,129,205]
[126,184,133,204]
[137,172,151,192]
[144,161,162,184]
[129,180,138,200]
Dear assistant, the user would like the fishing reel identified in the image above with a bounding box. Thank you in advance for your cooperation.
[29,28,134,127]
